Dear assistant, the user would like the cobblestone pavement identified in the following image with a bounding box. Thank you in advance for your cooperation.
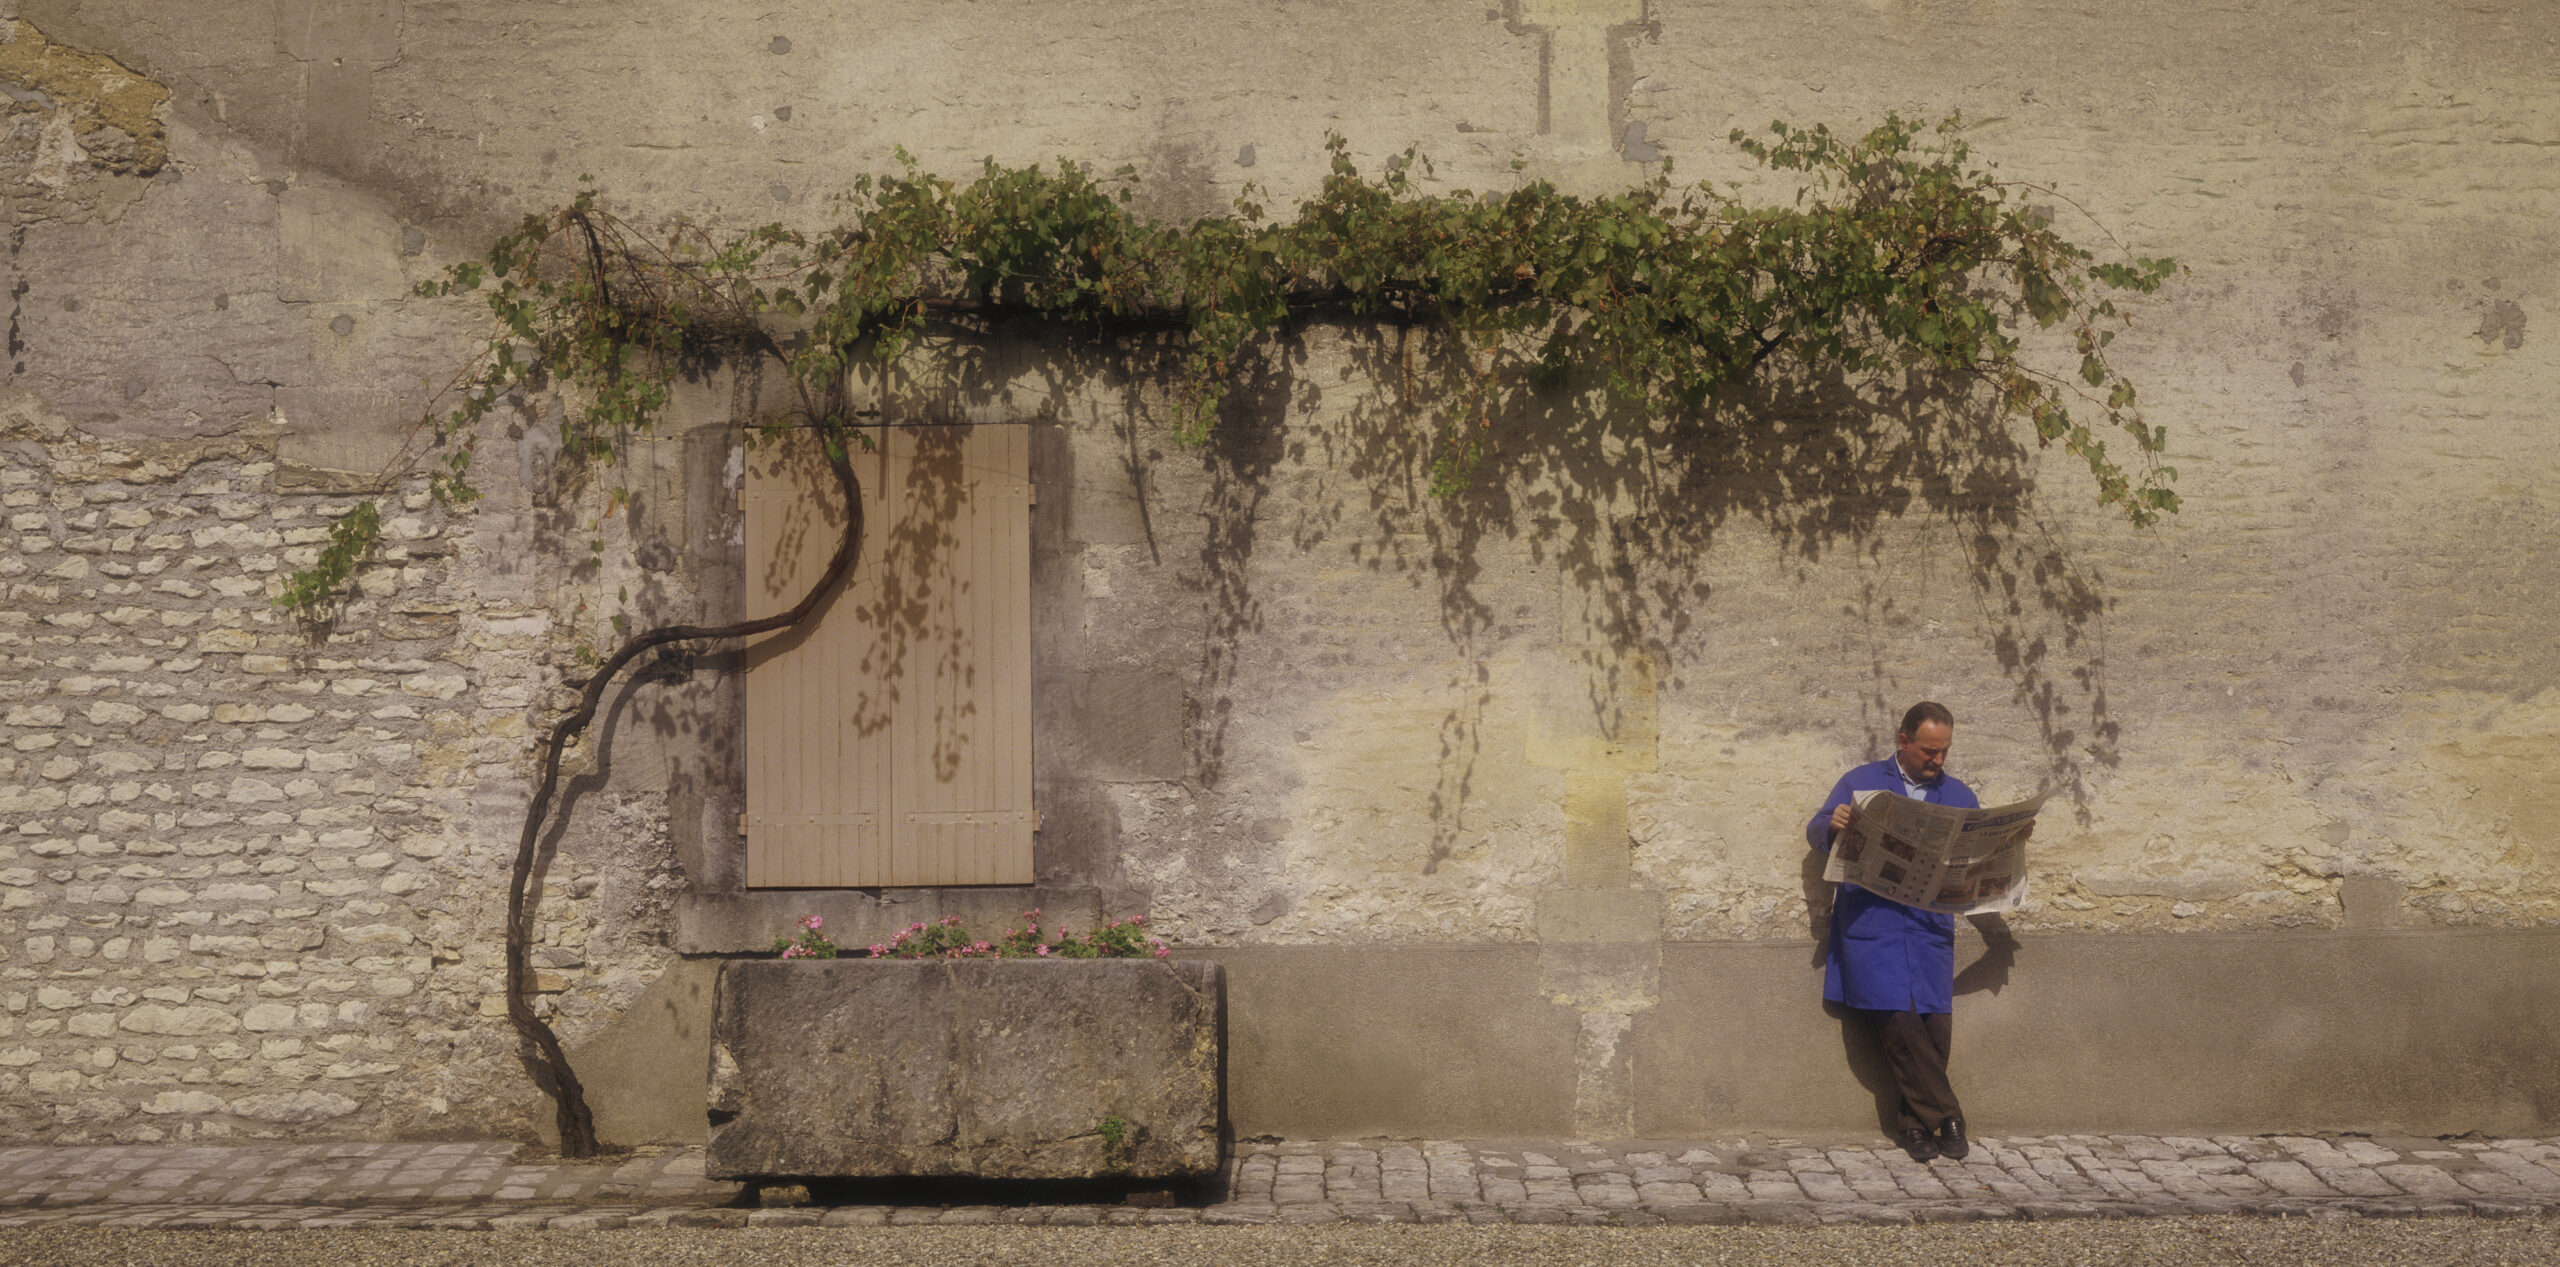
[0,1133,2555,1231]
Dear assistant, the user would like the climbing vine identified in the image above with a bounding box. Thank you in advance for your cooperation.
[284,114,2184,1157]
[290,112,2181,610]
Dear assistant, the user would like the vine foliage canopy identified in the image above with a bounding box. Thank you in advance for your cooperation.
[289,110,2179,615]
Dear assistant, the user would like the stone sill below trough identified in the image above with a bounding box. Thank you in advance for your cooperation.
[677,889,1107,955]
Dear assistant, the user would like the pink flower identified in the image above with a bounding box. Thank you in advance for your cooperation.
[1037,945,1051,957]
[1153,944,1171,959]
[802,915,823,931]
[869,944,887,956]
[1130,915,1146,925]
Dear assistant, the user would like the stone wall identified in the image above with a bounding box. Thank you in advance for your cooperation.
[0,343,715,1144]
[0,401,463,1139]
[0,0,2555,1144]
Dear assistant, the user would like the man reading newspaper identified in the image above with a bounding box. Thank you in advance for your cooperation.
[1806,701,2034,1164]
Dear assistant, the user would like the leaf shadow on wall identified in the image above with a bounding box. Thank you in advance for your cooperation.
[1189,324,2124,885]
[610,321,2117,924]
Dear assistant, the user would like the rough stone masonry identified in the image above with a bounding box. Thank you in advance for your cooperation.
[0,0,2556,1148]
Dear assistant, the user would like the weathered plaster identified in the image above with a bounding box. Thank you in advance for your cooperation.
[0,17,169,191]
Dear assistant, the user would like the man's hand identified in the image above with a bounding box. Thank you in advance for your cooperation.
[1829,803,1857,834]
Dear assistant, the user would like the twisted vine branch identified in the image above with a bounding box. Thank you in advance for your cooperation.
[505,432,864,1158]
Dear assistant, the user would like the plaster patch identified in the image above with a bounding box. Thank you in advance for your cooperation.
[0,20,168,175]
[1571,1007,1634,1137]
[1248,651,1567,944]
[2476,299,2526,351]
[1628,717,1844,940]
[2404,689,2560,886]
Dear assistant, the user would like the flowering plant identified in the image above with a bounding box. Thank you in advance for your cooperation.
[771,913,840,959]
[865,910,1171,960]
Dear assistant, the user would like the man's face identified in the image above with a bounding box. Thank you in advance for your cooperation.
[1895,720,1953,783]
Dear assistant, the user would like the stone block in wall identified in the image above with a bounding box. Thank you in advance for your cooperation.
[1524,649,1658,772]
[1030,778,1119,888]
[1037,669,1188,782]
[274,387,414,492]
[2339,876,2405,931]
[276,185,408,306]
[1535,888,1662,1010]
[706,958,1222,1180]
[1064,460,1154,547]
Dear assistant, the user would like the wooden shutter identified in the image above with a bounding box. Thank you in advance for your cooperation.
[742,425,1033,887]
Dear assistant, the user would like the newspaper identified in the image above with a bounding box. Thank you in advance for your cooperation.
[1822,788,2047,915]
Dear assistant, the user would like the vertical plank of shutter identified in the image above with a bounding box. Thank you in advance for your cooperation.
[797,435,828,890]
[988,422,1029,885]
[799,440,828,889]
[764,436,807,887]
[932,429,962,886]
[962,433,989,885]
[854,433,897,888]
[742,440,779,886]
[965,435,994,885]
[890,427,926,888]
[813,438,848,889]
[809,435,845,889]
[778,473,808,887]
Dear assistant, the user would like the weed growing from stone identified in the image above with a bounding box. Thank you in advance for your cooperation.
[771,914,839,959]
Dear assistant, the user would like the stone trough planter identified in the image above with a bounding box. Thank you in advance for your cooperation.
[705,958,1223,1181]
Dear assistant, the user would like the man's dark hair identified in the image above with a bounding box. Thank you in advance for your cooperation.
[1898,701,1955,738]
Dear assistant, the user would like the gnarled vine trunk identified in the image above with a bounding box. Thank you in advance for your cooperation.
[504,433,863,1158]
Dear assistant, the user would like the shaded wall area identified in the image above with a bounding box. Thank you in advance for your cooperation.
[1218,929,2560,1139]
[571,927,2560,1144]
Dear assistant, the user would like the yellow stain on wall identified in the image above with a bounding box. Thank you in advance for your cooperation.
[0,20,170,175]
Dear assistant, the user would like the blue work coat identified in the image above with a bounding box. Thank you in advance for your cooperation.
[1807,758,1979,1014]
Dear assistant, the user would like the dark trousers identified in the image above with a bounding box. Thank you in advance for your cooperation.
[1863,1008,1961,1134]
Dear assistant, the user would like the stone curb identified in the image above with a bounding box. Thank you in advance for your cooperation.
[0,1194,2551,1232]
[0,1192,2549,1233]
[0,1134,2555,1232]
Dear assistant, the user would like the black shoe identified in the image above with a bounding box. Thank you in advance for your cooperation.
[1936,1116,1970,1161]
[1897,1128,1940,1162]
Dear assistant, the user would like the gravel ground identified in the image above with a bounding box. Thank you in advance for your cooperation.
[3,1217,2556,1267]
